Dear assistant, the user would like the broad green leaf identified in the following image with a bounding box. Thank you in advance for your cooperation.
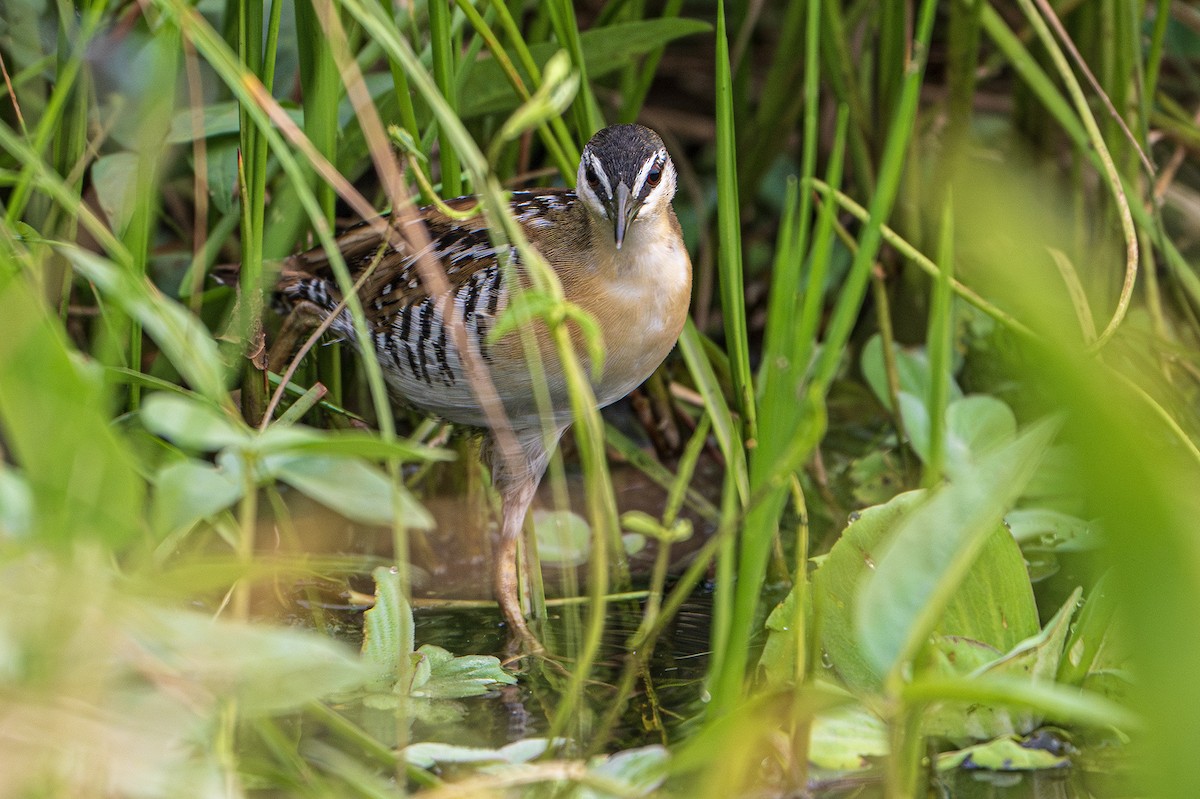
[0,469,32,537]
[533,509,591,566]
[91,152,139,237]
[362,565,414,692]
[923,589,1081,741]
[579,746,669,799]
[901,393,1016,474]
[262,429,451,463]
[457,19,712,118]
[141,608,372,716]
[62,246,229,401]
[273,455,433,528]
[167,101,302,142]
[760,586,802,687]
[813,490,925,692]
[945,396,1017,459]
[0,273,144,547]
[151,459,243,537]
[936,736,1069,771]
[928,636,1004,677]
[861,334,962,413]
[937,524,1040,653]
[141,392,248,452]
[1058,573,1122,685]
[1007,508,1096,551]
[409,644,516,699]
[808,703,890,770]
[854,419,1057,678]
[403,739,554,768]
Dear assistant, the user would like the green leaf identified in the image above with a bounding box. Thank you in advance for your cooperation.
[923,589,1080,741]
[402,739,554,768]
[0,469,32,537]
[262,430,451,463]
[579,746,669,799]
[409,644,516,699]
[362,565,414,691]
[1006,508,1096,551]
[166,100,303,142]
[532,509,591,566]
[945,396,1017,459]
[493,50,579,148]
[0,273,144,547]
[808,702,890,771]
[936,524,1040,653]
[936,736,1069,771]
[901,393,1016,474]
[272,455,433,528]
[91,152,139,237]
[854,420,1057,678]
[456,19,712,118]
[141,392,248,452]
[813,490,925,692]
[62,246,229,401]
[151,459,243,536]
[861,334,962,413]
[142,609,372,716]
[759,588,800,687]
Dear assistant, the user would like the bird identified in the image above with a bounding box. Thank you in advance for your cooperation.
[270,123,692,650]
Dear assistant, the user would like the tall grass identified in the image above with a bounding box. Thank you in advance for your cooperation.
[3,1,1200,797]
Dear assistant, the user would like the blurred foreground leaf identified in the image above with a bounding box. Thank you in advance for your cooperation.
[0,273,144,547]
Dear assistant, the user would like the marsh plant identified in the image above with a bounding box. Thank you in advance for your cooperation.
[1,1,1199,797]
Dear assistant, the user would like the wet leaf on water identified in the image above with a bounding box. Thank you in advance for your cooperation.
[808,702,890,771]
[362,565,414,691]
[409,644,516,699]
[936,735,1070,771]
[578,745,670,799]
[923,588,1082,741]
[402,738,555,768]
[855,420,1057,678]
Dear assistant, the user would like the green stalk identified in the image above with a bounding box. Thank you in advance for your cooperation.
[618,0,683,123]
[453,0,574,177]
[544,0,604,134]
[713,0,755,443]
[295,0,340,224]
[923,199,955,487]
[428,0,463,196]
[812,0,936,395]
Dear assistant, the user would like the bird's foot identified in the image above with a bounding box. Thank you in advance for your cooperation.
[500,613,546,666]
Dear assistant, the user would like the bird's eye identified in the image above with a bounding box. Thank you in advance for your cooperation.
[585,165,602,190]
[646,163,663,187]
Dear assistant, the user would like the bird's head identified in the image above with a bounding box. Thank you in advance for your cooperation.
[575,124,678,250]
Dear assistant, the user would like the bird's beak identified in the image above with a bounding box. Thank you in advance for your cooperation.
[612,183,639,250]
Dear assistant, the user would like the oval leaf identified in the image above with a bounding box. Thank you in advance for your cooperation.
[273,455,433,529]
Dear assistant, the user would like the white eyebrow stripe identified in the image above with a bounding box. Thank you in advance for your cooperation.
[631,148,667,196]
[584,151,613,197]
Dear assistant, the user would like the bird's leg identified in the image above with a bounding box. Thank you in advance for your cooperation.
[488,427,563,655]
[495,472,541,653]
